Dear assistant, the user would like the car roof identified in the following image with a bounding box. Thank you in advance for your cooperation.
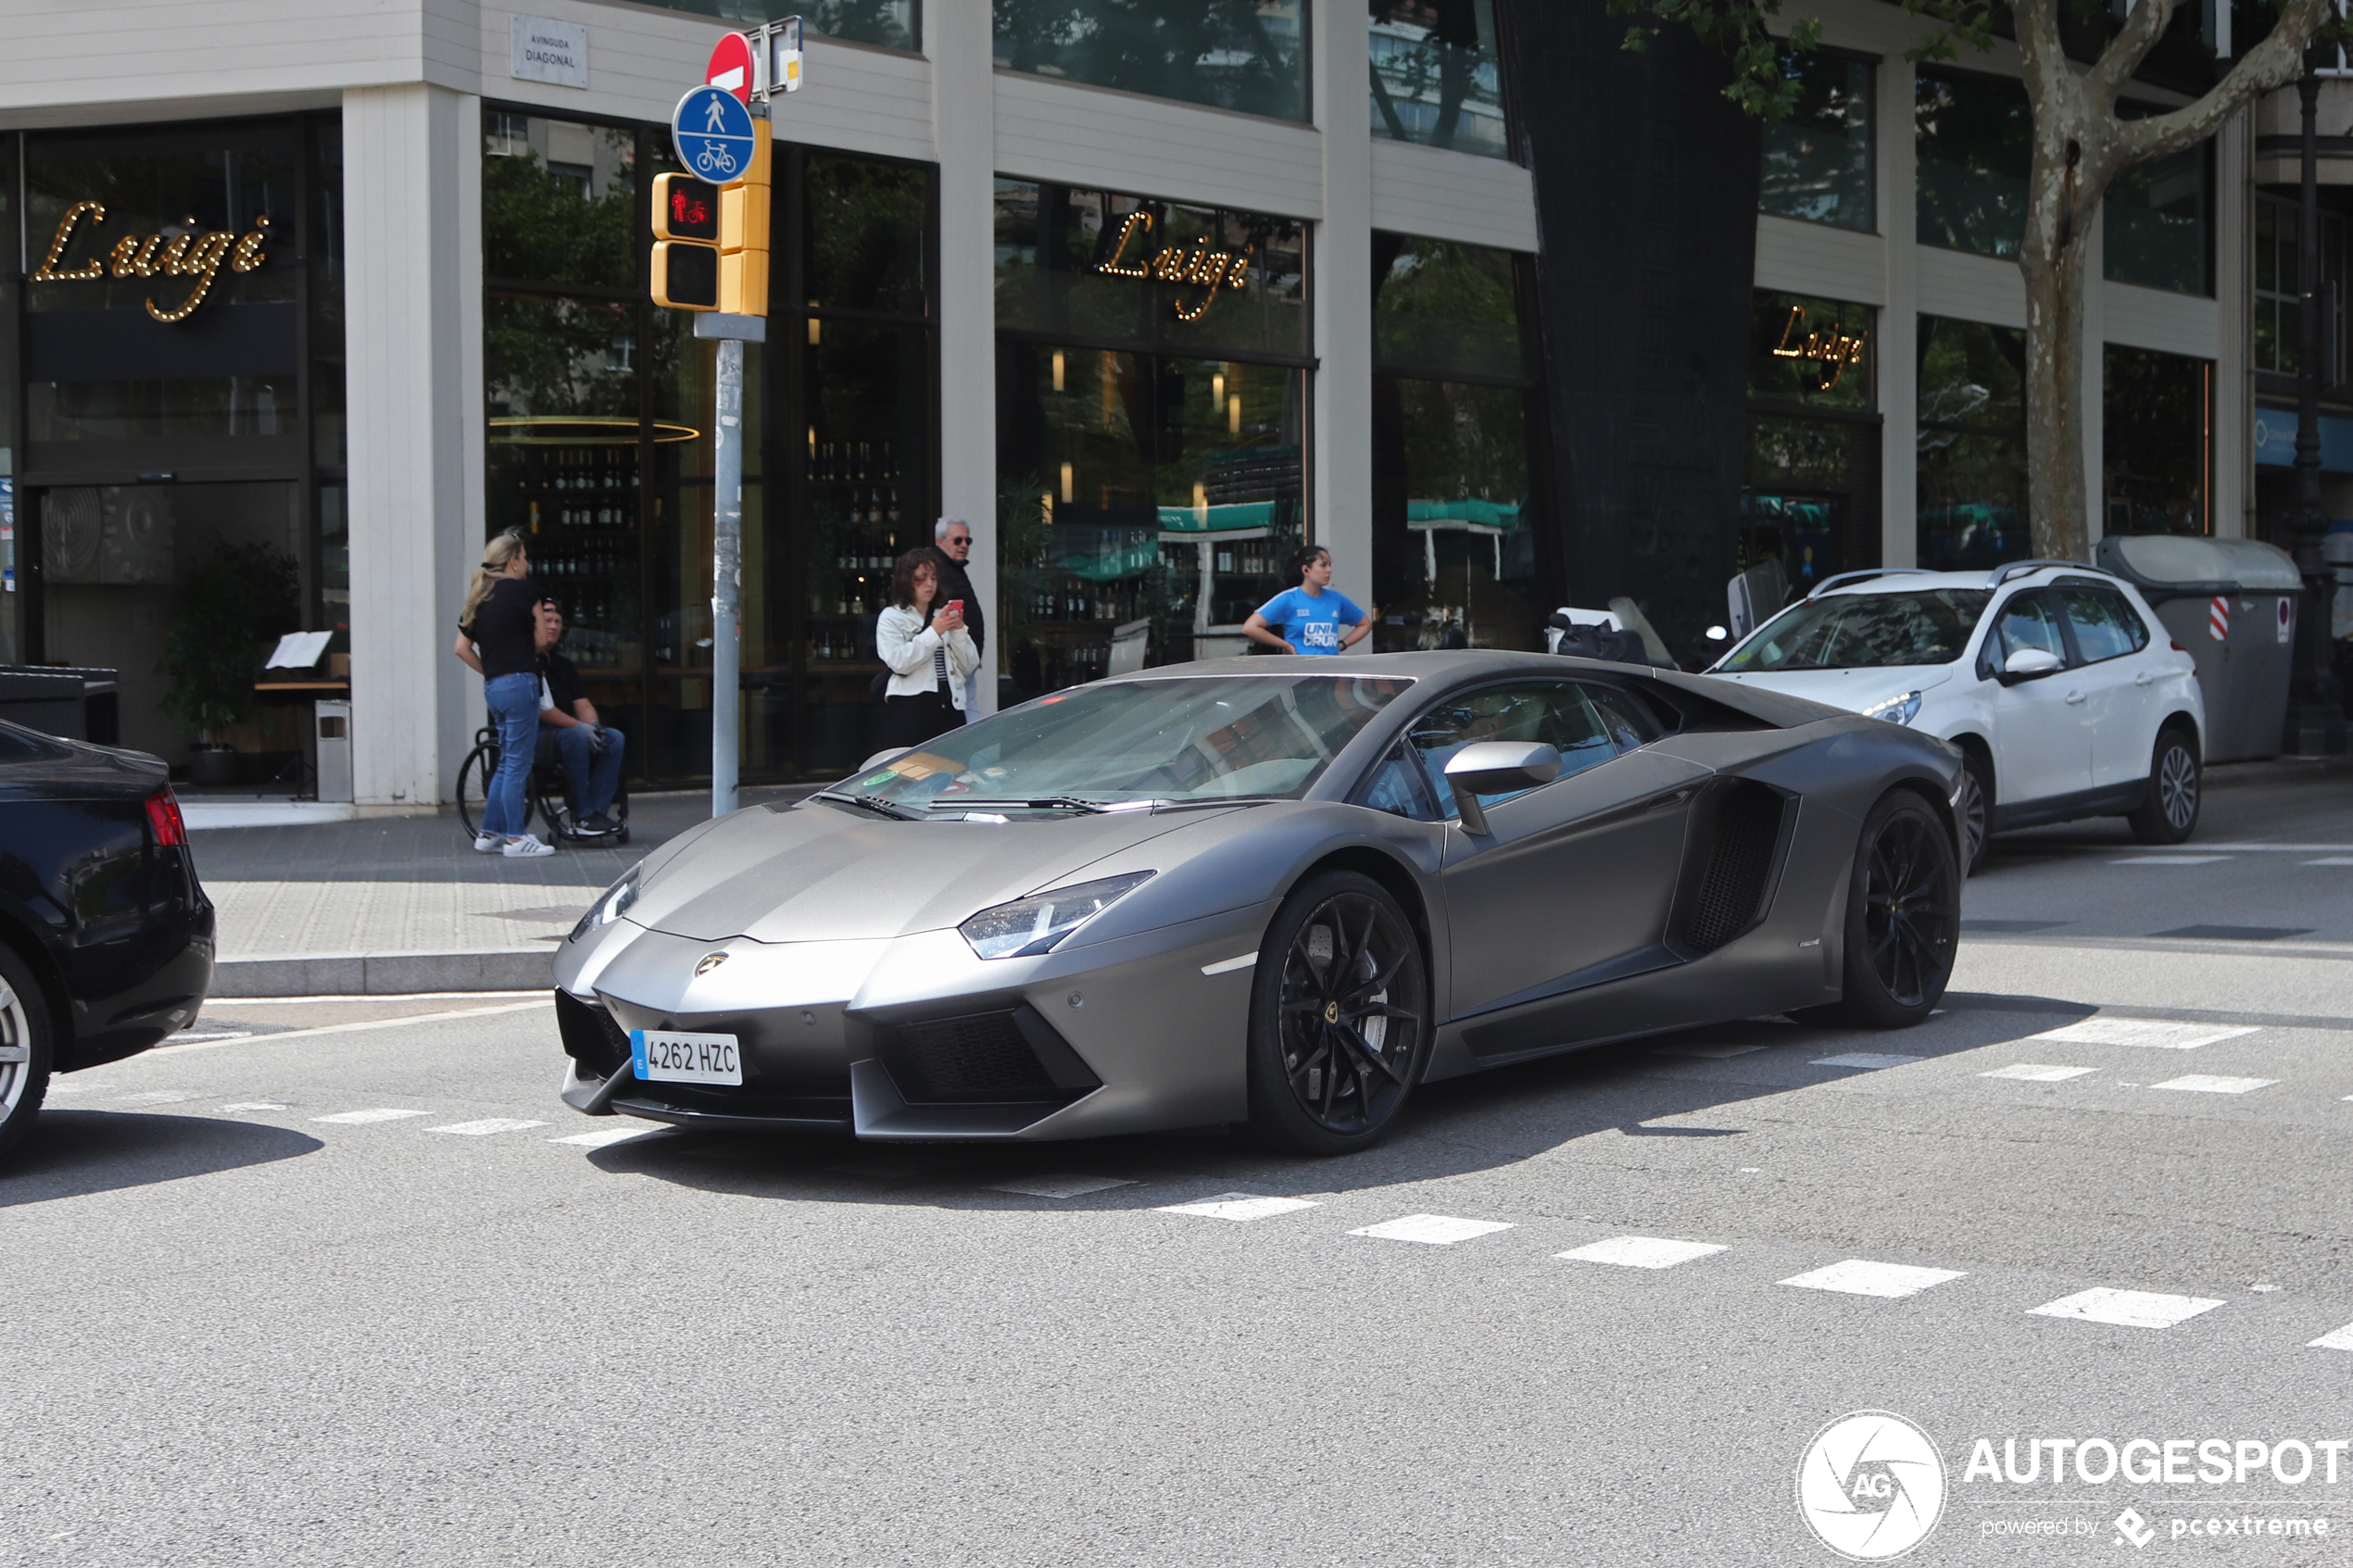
[1806,562,2129,599]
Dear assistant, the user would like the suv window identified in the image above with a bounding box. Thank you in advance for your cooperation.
[1719,588,1993,671]
[2057,586,2150,664]
[1405,681,1616,816]
[1982,592,2068,675]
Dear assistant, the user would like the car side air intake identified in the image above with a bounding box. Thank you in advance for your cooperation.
[1676,781,1789,955]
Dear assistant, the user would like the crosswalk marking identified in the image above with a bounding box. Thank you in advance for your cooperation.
[986,1174,1137,1198]
[2029,1287,2223,1329]
[1980,1063,2099,1082]
[2113,855,2231,865]
[2308,1323,2353,1351]
[1156,1193,1317,1223]
[219,1101,290,1112]
[1652,1043,1767,1060]
[2150,1074,2276,1096]
[312,1109,429,1124]
[115,1090,195,1105]
[428,1118,547,1136]
[549,1125,665,1149]
[1556,1236,1726,1270]
[2029,1019,2258,1051]
[1780,1260,1967,1298]
[1812,1053,1923,1070]
[1350,1214,1514,1246]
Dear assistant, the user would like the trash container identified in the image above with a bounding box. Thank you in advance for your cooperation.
[2093,535,2303,762]
[0,664,119,744]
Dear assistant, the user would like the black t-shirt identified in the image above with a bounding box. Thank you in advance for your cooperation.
[541,650,587,717]
[463,578,539,681]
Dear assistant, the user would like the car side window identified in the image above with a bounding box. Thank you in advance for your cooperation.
[1982,592,2067,675]
[1582,684,1665,753]
[1355,743,1443,822]
[2057,587,2149,664]
[1404,681,1617,816]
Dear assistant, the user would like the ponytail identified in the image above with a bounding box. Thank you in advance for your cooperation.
[459,533,526,632]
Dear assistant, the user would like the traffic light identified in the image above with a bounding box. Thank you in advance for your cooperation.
[651,174,721,310]
[719,121,771,317]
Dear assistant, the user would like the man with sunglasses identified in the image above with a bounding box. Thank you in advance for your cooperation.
[534,597,625,835]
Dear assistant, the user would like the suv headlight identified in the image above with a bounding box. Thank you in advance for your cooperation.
[1861,690,1923,726]
[959,872,1156,960]
[571,866,643,942]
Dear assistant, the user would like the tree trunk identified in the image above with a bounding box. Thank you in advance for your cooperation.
[2019,125,2101,563]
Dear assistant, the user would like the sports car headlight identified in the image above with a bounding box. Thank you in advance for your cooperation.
[571,866,643,942]
[959,872,1157,960]
[1861,690,1923,726]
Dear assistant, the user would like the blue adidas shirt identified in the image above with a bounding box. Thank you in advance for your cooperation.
[1256,586,1367,656]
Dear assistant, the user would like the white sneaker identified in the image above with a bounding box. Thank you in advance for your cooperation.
[472,832,503,853]
[502,834,556,858]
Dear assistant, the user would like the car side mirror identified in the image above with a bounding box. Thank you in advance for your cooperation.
[1443,741,1564,835]
[1996,646,2064,685]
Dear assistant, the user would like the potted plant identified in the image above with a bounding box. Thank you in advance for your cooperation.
[158,542,297,784]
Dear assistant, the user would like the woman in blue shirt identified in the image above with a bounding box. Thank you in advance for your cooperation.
[1243,545,1374,656]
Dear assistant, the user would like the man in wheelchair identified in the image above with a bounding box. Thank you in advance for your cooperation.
[534,597,626,835]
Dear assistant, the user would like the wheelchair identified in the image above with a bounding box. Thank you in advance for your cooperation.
[456,723,631,847]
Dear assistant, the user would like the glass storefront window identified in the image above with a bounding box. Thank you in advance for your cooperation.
[994,1,1309,122]
[614,0,915,44]
[996,180,1308,361]
[1369,0,1509,160]
[1760,50,1873,232]
[311,119,346,472]
[2104,345,2209,536]
[2107,110,2208,295]
[2253,194,2345,378]
[806,155,928,316]
[1915,68,2029,259]
[483,117,638,289]
[1744,291,1878,596]
[1372,234,1522,381]
[998,344,1303,699]
[1917,315,2029,570]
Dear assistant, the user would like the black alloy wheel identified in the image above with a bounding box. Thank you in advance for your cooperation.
[1247,871,1428,1155]
[2127,727,2200,846]
[1807,791,1959,1028]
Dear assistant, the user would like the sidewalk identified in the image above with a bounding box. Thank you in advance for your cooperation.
[192,785,814,997]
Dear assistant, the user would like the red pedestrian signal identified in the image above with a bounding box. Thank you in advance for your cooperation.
[652,174,720,244]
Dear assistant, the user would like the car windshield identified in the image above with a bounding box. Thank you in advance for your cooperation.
[833,675,1416,809]
[1719,589,1993,671]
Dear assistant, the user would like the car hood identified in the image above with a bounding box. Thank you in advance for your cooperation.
[627,798,1238,944]
[1705,666,1957,716]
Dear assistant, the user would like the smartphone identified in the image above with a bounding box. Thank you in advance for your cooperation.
[945,599,963,615]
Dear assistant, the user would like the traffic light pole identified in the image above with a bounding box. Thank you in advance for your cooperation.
[712,333,744,819]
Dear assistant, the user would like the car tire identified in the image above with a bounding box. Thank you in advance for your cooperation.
[1245,871,1430,1157]
[1955,746,1993,877]
[0,943,56,1162]
[1806,790,1959,1029]
[2125,725,2200,846]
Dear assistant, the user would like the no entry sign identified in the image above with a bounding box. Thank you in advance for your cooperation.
[706,31,753,104]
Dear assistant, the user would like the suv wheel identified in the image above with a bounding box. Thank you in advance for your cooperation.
[2126,726,2200,846]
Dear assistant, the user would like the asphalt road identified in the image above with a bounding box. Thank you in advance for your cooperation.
[6,768,2353,1566]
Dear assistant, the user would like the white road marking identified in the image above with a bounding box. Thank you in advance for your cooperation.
[1812,1052,1923,1070]
[1156,1193,1318,1222]
[312,1109,431,1124]
[2309,1323,2353,1351]
[986,1174,1136,1198]
[2302,857,2353,867]
[146,1000,553,1057]
[548,1125,669,1148]
[1199,952,1257,976]
[1653,1043,1767,1060]
[2111,855,2231,865]
[1980,1063,2099,1083]
[428,1118,547,1136]
[2029,1018,2258,1051]
[1350,1214,1514,1246]
[165,1031,253,1044]
[2150,1074,2277,1096]
[114,1090,196,1105]
[219,1102,290,1112]
[1780,1260,1967,1298]
[1556,1236,1726,1270]
[2029,1287,2223,1329]
[2192,842,2353,852]
[43,1082,93,1095]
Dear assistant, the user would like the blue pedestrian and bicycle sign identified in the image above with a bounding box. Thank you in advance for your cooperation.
[671,85,755,182]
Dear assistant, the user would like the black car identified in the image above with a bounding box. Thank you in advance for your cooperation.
[0,721,215,1157]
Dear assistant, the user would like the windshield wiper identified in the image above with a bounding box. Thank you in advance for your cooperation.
[927,796,1158,814]
[811,789,922,821]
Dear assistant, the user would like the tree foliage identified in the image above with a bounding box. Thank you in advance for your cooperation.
[158,541,299,743]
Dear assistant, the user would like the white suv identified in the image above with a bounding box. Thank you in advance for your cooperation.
[1704,562,2205,872]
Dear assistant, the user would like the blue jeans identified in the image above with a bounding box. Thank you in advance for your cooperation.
[482,672,540,838]
[554,722,625,818]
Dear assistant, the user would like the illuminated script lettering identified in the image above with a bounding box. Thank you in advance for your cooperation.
[31,202,272,323]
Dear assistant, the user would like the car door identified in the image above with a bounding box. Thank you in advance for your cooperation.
[2054,581,2160,788]
[1979,590,2093,806]
[1405,679,1711,1021]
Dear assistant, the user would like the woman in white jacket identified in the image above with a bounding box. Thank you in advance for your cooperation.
[875,546,981,749]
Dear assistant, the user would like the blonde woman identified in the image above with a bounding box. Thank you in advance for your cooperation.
[875,547,979,749]
[451,532,555,856]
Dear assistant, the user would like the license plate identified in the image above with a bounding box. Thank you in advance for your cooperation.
[630,1029,742,1085]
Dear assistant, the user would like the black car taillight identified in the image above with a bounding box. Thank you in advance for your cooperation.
[145,788,188,847]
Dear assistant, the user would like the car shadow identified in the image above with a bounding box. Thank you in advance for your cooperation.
[0,1111,321,1207]
[590,994,2103,1210]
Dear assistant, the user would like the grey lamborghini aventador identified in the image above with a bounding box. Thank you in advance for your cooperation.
[553,652,1965,1155]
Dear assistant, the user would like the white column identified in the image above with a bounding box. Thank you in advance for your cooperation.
[2211,105,2250,539]
[932,5,999,714]
[343,83,484,808]
[1313,0,1374,605]
[1879,56,1919,567]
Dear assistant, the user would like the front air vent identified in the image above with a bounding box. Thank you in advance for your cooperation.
[556,989,631,1079]
[1675,781,1789,955]
[875,1005,1102,1106]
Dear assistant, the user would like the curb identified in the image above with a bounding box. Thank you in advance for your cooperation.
[214,948,555,997]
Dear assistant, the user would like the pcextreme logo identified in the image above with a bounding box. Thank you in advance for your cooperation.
[1797,1411,1948,1560]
